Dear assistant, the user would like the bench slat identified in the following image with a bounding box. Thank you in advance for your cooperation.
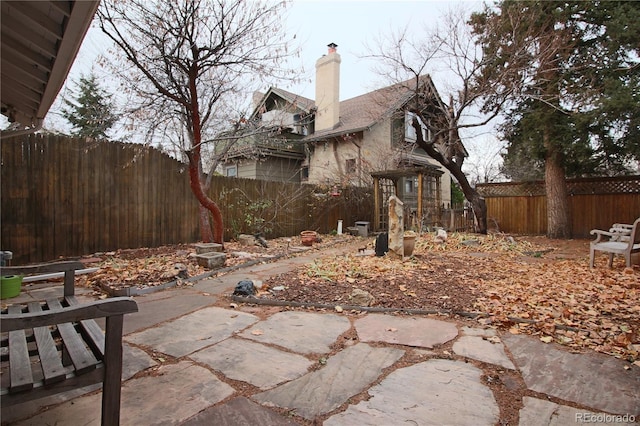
[46,299,99,375]
[66,296,106,356]
[28,302,66,385]
[8,306,33,392]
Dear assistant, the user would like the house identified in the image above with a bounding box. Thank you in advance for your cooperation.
[219,87,315,182]
[222,43,455,222]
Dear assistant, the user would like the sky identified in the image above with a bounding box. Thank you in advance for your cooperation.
[39,0,501,181]
[48,0,483,124]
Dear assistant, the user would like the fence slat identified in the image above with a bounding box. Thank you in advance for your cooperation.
[1,135,374,264]
[478,178,640,237]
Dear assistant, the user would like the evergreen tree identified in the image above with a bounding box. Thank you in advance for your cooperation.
[471,1,640,237]
[62,73,117,140]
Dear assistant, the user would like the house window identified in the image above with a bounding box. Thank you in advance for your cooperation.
[405,111,431,143]
[346,158,357,174]
[301,166,309,181]
[405,177,417,194]
[225,166,237,177]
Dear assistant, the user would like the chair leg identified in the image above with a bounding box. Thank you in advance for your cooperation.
[608,253,614,267]
[589,248,595,268]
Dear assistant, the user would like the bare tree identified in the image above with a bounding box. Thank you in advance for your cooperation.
[365,8,505,234]
[97,0,298,244]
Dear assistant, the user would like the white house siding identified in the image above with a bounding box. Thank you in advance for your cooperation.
[307,118,451,205]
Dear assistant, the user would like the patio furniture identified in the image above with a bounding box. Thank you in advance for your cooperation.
[1,261,138,426]
[609,222,633,241]
[589,217,640,268]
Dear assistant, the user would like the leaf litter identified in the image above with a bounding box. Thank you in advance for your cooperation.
[260,232,639,363]
[73,233,638,363]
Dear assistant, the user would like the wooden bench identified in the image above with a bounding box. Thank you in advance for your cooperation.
[589,217,640,268]
[1,261,138,425]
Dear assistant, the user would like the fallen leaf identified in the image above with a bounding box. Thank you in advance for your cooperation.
[540,336,553,343]
[251,330,263,336]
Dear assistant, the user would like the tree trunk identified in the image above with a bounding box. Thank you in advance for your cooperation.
[199,205,215,243]
[450,166,487,234]
[411,117,487,234]
[187,71,224,246]
[186,150,224,245]
[543,127,571,239]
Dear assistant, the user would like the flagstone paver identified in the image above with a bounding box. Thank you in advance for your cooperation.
[325,359,499,425]
[355,313,458,348]
[125,307,258,357]
[253,343,404,419]
[14,362,234,426]
[504,334,640,416]
[452,335,515,369]
[191,337,313,389]
[519,397,636,426]
[181,397,301,426]
[240,311,351,354]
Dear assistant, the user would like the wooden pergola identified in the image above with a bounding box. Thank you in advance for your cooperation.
[371,166,443,232]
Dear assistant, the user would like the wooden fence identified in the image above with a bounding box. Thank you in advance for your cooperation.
[477,176,640,238]
[1,135,373,264]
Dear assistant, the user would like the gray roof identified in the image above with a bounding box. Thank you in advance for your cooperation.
[304,75,443,142]
[252,75,446,142]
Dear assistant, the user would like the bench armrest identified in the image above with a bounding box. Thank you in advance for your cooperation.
[0,261,85,276]
[1,261,86,297]
[1,297,138,332]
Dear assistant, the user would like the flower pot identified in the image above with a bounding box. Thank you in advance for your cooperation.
[1,275,23,299]
[300,230,317,247]
[403,232,417,257]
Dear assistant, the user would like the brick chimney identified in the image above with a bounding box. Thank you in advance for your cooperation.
[315,43,341,131]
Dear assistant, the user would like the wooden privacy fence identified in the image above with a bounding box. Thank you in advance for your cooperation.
[477,176,640,238]
[1,135,373,264]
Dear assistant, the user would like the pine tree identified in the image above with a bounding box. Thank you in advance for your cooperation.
[471,1,640,237]
[62,73,116,140]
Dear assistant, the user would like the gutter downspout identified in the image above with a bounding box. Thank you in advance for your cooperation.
[0,119,44,140]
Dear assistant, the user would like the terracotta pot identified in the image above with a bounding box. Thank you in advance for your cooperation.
[403,232,417,257]
[300,230,317,247]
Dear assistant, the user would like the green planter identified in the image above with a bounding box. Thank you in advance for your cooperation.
[1,275,23,299]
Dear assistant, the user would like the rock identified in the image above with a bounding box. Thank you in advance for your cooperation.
[233,280,256,296]
[254,233,268,248]
[194,243,223,254]
[388,196,404,259]
[196,252,226,269]
[161,263,189,280]
[349,289,375,306]
[435,228,448,243]
[231,251,254,259]
[272,285,285,292]
[238,234,255,246]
